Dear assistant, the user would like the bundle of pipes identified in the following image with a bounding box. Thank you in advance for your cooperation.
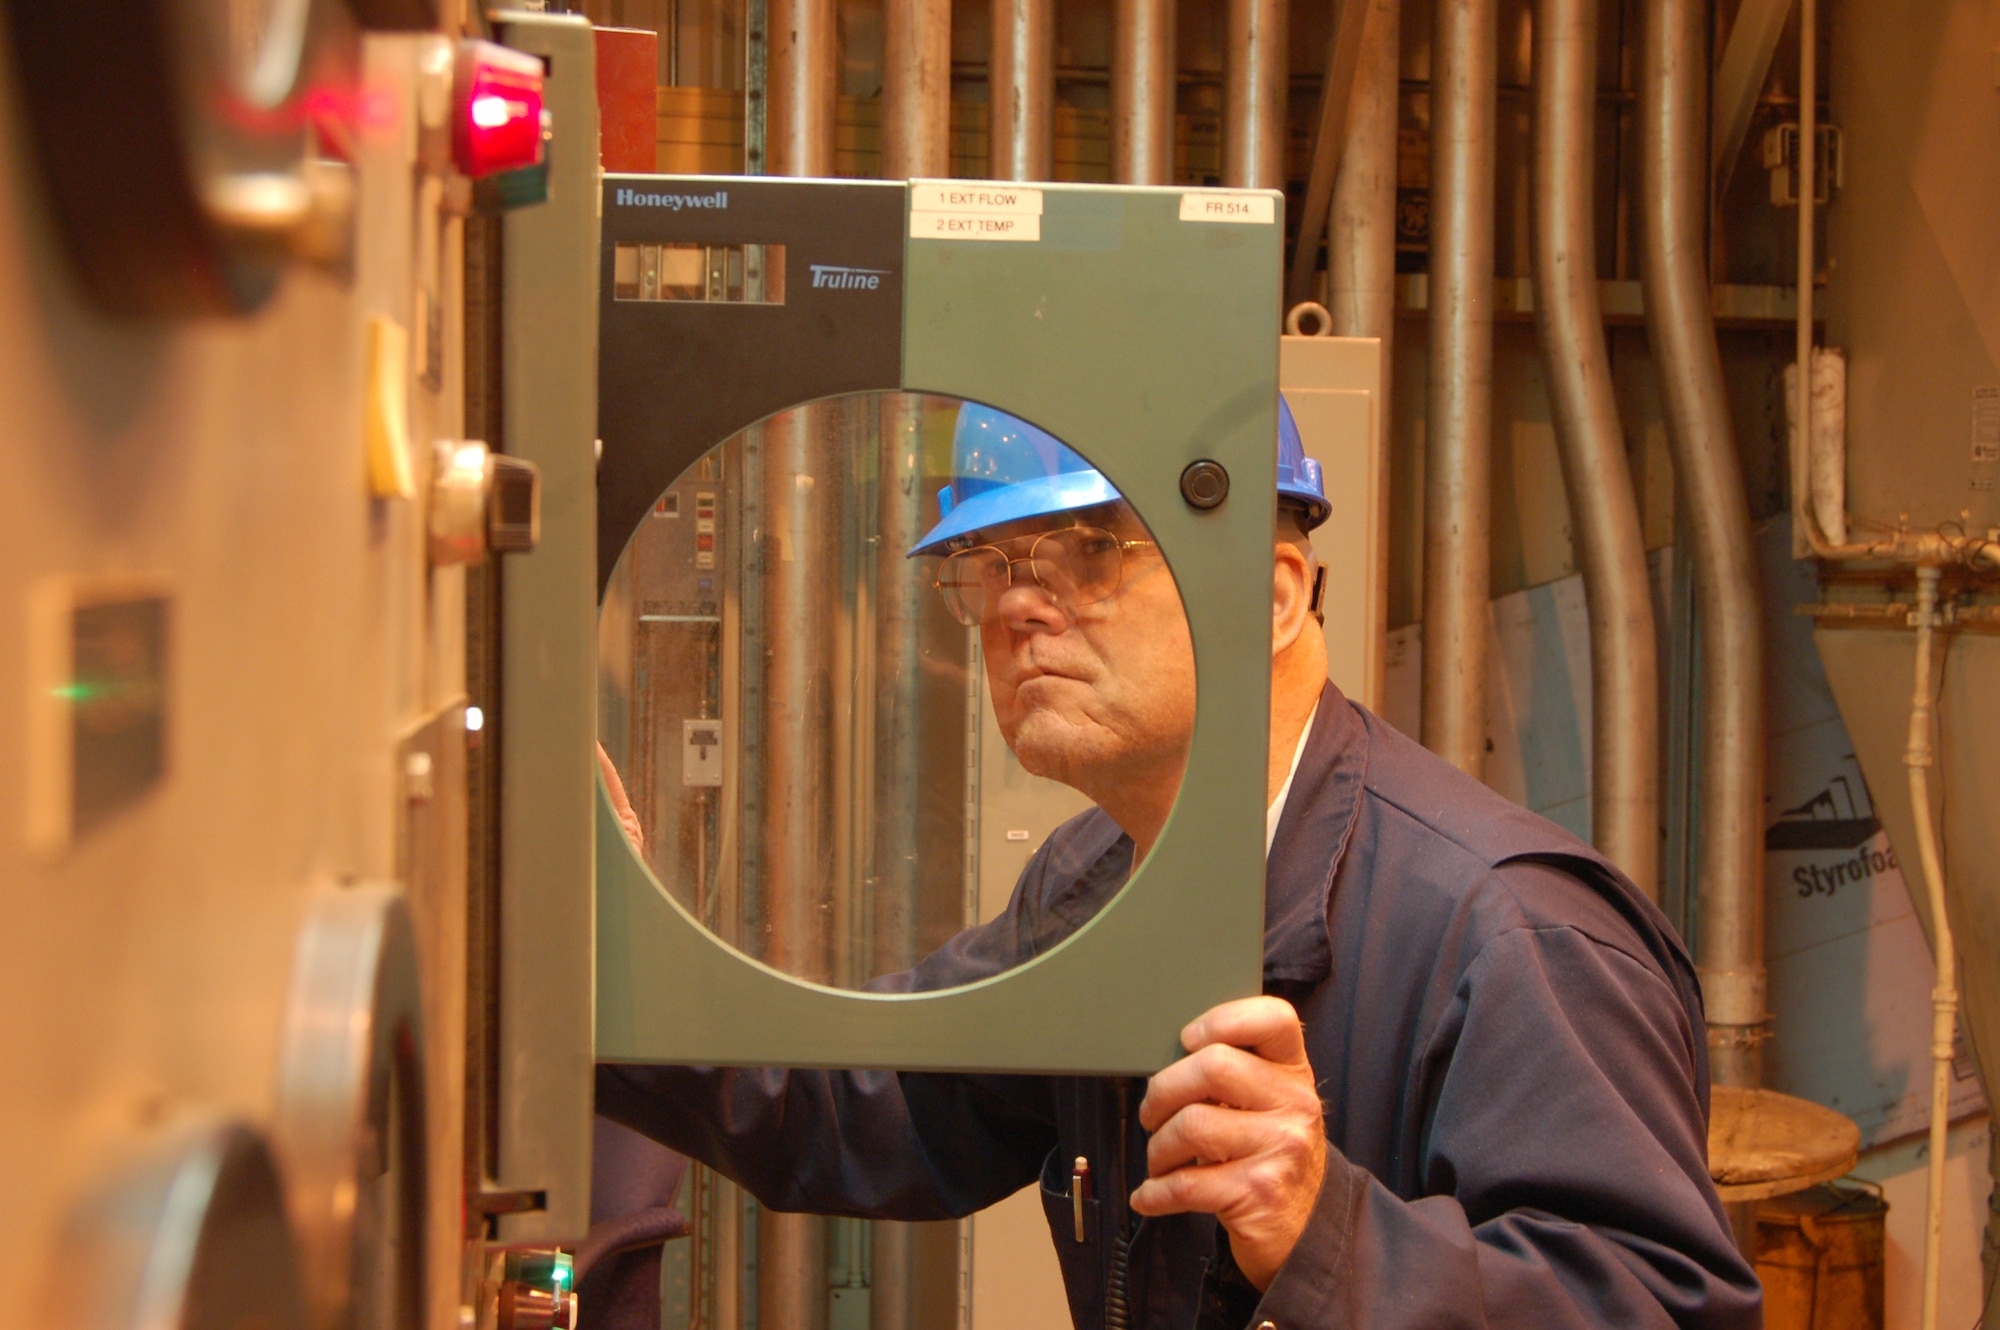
[1411,0,1665,907]
[745,0,1881,1319]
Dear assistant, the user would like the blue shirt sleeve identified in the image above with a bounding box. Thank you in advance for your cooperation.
[592,825,1108,1220]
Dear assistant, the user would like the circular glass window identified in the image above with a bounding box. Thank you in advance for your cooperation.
[597,393,1192,991]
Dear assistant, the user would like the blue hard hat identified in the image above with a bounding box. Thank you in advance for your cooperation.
[1276,397,1331,528]
[907,397,1329,556]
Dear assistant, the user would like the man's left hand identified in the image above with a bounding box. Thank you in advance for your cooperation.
[1129,996,1327,1290]
[597,742,646,855]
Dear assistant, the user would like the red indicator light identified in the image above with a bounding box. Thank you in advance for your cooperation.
[696,533,715,552]
[453,41,546,179]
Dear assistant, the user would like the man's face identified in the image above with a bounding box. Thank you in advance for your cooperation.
[971,504,1195,805]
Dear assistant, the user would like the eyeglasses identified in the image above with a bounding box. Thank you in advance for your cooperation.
[933,525,1158,626]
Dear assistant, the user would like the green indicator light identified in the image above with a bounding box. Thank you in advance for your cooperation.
[50,682,96,701]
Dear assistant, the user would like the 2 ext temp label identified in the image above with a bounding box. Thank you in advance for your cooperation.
[909,211,1040,242]
[910,183,1043,242]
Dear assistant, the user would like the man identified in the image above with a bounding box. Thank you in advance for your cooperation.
[598,401,1762,1328]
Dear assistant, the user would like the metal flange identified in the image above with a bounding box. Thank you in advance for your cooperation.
[272,883,429,1330]
[43,1119,310,1330]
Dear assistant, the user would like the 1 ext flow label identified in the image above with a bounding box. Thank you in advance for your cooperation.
[910,183,1042,242]
[906,184,1277,242]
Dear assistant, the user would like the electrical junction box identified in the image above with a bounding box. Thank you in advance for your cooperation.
[1280,334,1387,712]
[594,175,1282,1074]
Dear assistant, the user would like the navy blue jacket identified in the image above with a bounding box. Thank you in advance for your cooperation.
[598,684,1763,1328]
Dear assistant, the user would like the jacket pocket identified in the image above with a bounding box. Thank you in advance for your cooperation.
[1038,1146,1102,1328]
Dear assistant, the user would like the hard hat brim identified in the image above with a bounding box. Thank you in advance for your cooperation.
[907,470,1124,557]
[1278,489,1333,530]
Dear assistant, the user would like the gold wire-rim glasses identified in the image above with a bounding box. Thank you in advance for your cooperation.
[932,525,1159,626]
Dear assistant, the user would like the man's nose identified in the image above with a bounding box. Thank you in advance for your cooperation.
[993,577,1071,634]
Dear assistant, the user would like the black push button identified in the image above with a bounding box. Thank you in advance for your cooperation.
[1180,459,1230,510]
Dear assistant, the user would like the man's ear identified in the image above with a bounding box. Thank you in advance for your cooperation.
[1272,543,1314,655]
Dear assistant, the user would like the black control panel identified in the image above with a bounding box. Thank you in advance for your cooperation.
[596,176,907,590]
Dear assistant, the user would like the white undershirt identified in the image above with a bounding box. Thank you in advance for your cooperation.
[1265,697,1321,859]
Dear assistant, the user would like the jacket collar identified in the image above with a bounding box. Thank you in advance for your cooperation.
[1262,680,1368,986]
[1039,680,1366,985]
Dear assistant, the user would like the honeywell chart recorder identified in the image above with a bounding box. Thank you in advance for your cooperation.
[593,176,1285,1075]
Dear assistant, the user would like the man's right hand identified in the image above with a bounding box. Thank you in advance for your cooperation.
[1129,996,1328,1290]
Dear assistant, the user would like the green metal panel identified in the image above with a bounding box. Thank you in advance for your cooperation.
[495,12,598,1243]
[597,183,1282,1074]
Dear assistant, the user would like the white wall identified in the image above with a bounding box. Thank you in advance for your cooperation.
[1851,1117,1992,1329]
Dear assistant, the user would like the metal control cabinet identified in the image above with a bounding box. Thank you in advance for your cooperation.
[494,12,599,1247]
[586,176,1283,1074]
[1,12,485,1330]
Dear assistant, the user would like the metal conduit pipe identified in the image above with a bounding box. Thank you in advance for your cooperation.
[767,0,838,176]
[762,4,837,1324]
[1328,0,1399,417]
[1112,0,1175,184]
[1286,0,1369,311]
[990,0,1054,180]
[1421,0,1496,778]
[712,1174,742,1329]
[867,447,922,1330]
[756,408,837,1330]
[1640,0,1767,1087]
[874,9,947,1326]
[1325,0,1397,692]
[875,0,948,1000]
[884,0,951,178]
[1531,0,1661,899]
[1224,0,1288,189]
